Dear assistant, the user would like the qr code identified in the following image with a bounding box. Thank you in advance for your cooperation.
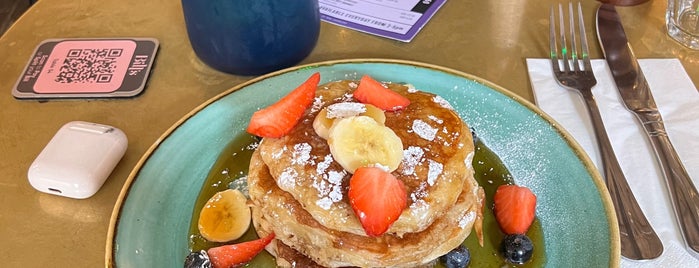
[55,48,122,83]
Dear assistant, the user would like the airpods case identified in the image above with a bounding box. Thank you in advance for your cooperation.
[28,121,127,199]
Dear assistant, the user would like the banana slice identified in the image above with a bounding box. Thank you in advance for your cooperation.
[313,103,386,139]
[328,115,403,173]
[197,189,251,242]
[361,103,386,125]
[313,107,334,139]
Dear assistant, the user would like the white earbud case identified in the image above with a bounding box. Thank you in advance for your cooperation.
[28,121,127,199]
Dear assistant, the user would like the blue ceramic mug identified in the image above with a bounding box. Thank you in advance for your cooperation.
[181,0,320,75]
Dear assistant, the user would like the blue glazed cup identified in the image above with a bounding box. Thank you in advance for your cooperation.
[181,0,320,75]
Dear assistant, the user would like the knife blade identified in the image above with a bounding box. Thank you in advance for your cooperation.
[597,3,699,258]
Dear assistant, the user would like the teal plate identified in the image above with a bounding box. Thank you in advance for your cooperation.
[107,59,620,267]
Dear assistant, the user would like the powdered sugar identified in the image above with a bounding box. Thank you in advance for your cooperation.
[370,163,391,172]
[411,119,438,141]
[316,196,333,210]
[338,93,354,102]
[291,143,313,165]
[427,159,443,186]
[316,154,333,174]
[428,115,443,124]
[279,167,298,190]
[313,154,346,210]
[314,170,346,210]
[271,146,288,160]
[326,102,366,119]
[401,146,425,175]
[311,96,325,113]
[433,95,454,110]
[410,182,430,215]
[246,141,260,151]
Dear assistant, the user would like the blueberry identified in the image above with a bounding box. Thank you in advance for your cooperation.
[184,250,212,268]
[501,234,534,264]
[439,244,471,268]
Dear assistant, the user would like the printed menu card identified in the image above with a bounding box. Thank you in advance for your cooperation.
[319,0,447,42]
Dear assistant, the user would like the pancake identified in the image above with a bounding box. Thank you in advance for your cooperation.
[249,149,484,267]
[247,79,484,267]
[257,81,475,236]
[272,238,436,268]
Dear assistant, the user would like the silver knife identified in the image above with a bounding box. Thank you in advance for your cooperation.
[597,3,699,258]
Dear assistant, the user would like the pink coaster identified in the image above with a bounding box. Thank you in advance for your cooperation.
[34,40,136,93]
[13,38,158,99]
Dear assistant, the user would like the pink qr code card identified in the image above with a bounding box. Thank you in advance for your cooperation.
[13,38,158,99]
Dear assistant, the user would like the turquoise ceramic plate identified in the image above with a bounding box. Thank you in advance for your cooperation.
[107,59,620,267]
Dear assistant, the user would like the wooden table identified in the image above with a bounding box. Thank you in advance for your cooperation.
[0,0,695,266]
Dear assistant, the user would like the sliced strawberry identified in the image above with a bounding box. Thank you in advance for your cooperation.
[353,75,410,111]
[493,185,537,235]
[348,167,407,237]
[207,232,275,268]
[246,72,320,138]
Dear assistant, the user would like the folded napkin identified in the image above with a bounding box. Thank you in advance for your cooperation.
[527,58,699,267]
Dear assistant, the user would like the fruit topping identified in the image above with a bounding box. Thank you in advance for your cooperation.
[348,167,407,237]
[247,72,320,138]
[356,103,386,125]
[198,189,251,243]
[327,115,403,173]
[184,250,212,268]
[312,102,385,139]
[493,185,537,235]
[439,245,471,268]
[207,233,275,268]
[500,234,534,264]
[353,75,410,111]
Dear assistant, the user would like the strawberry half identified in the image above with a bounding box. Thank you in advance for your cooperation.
[348,167,407,237]
[493,185,537,235]
[207,232,275,268]
[246,72,320,138]
[353,75,410,111]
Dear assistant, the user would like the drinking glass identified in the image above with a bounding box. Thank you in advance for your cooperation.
[667,0,699,49]
[181,0,320,75]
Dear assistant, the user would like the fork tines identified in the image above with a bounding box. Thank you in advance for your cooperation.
[550,2,592,74]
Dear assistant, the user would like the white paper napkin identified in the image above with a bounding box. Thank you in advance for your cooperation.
[527,58,699,267]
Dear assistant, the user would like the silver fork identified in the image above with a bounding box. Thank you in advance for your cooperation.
[550,2,663,260]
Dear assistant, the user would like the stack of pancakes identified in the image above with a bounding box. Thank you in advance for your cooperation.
[247,80,484,267]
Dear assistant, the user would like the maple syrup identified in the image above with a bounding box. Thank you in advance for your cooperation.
[188,133,546,267]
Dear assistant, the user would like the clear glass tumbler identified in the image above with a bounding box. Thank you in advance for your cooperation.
[667,0,699,49]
